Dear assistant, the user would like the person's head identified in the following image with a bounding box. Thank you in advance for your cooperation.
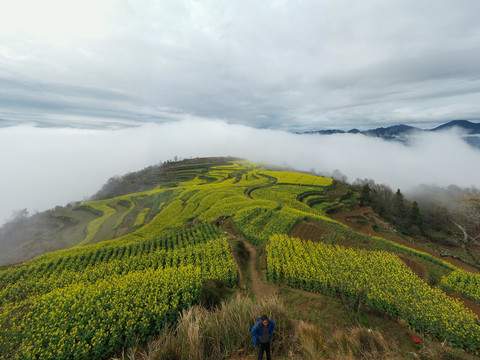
[261,314,268,326]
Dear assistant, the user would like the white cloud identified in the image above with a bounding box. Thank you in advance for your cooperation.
[1,121,479,224]
[0,0,479,129]
[0,0,114,42]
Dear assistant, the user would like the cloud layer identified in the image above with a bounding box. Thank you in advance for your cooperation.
[1,0,480,130]
[1,121,479,224]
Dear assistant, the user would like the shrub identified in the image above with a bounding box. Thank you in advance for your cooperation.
[199,279,230,310]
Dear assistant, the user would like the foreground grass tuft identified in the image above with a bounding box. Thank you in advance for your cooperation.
[148,293,294,360]
[113,293,479,360]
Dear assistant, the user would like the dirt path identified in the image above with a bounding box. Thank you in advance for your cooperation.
[224,228,277,300]
[240,239,277,299]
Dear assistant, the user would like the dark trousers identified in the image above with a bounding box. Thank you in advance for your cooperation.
[258,341,271,360]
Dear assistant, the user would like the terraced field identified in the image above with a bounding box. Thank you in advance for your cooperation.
[0,223,236,359]
[1,159,480,358]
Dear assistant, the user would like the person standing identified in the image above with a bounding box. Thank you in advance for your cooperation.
[251,314,275,360]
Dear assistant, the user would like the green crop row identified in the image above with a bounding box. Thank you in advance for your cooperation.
[260,171,333,187]
[0,223,224,303]
[267,235,480,352]
[133,207,150,229]
[1,266,202,360]
[77,202,116,246]
[0,220,237,359]
[441,269,480,303]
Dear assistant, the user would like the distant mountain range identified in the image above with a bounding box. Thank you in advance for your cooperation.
[302,120,480,148]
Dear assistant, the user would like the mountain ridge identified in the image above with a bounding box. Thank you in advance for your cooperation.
[301,119,480,148]
[302,119,480,137]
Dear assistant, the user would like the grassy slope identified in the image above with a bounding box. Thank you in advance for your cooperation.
[1,158,480,359]
[0,207,98,265]
[0,158,239,265]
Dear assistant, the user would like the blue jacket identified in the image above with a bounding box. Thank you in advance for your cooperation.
[251,318,275,345]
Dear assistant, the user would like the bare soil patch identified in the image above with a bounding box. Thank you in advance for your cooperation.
[446,291,480,318]
[289,221,329,242]
[115,225,129,238]
[398,255,427,281]
[330,206,385,236]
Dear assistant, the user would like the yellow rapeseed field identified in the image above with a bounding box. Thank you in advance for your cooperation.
[267,234,480,352]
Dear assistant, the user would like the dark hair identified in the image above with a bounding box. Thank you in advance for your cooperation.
[261,315,268,321]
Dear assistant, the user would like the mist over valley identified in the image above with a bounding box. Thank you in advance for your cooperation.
[1,119,479,226]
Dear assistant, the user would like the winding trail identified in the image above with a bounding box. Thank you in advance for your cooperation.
[224,228,276,299]
[240,238,277,299]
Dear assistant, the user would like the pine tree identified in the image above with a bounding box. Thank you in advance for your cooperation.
[360,184,372,206]
[409,201,423,228]
[393,189,407,219]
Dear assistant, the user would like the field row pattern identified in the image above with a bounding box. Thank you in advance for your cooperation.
[0,223,224,304]
[267,235,480,352]
[0,223,237,359]
[441,269,480,303]
[260,171,333,187]
[2,266,201,360]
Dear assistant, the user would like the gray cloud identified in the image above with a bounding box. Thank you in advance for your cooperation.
[0,121,479,225]
[0,0,480,130]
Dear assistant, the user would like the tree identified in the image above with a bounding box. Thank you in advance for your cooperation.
[371,183,394,217]
[9,209,29,223]
[431,205,450,229]
[409,201,422,225]
[359,184,372,206]
[393,189,407,219]
[451,201,480,267]
[332,169,348,183]
[408,201,423,234]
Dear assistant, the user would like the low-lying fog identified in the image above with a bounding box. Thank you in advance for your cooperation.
[1,119,479,225]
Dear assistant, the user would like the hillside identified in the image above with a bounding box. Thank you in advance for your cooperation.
[1,158,480,359]
[0,157,240,265]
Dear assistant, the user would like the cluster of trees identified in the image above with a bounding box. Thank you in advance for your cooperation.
[352,179,480,269]
[90,156,238,201]
[90,163,166,201]
[89,158,191,201]
[354,179,426,236]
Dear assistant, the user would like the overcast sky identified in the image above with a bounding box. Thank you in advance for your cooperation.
[1,1,480,225]
[1,0,480,131]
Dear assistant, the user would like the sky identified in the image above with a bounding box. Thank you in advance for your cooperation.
[1,0,480,131]
[1,0,480,224]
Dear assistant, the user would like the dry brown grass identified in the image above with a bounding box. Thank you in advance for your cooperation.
[123,293,294,360]
[296,320,325,359]
[325,326,397,360]
[417,338,479,360]
[112,294,479,360]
